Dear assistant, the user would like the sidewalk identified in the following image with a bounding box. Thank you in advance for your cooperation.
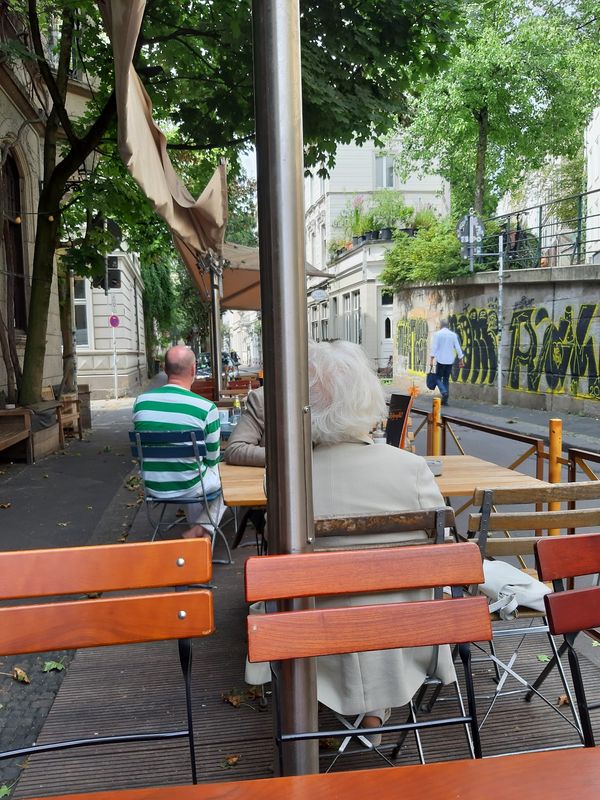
[0,382,160,791]
[388,376,600,452]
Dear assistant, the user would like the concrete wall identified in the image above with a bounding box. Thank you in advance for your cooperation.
[393,265,600,415]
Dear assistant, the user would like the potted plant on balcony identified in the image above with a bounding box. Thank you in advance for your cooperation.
[363,209,380,241]
[372,190,413,240]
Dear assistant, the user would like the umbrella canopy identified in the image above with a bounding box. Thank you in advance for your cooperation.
[191,243,329,311]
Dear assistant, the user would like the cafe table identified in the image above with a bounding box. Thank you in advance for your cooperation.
[219,455,549,509]
[41,746,600,799]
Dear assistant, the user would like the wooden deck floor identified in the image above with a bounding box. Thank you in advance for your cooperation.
[13,534,600,797]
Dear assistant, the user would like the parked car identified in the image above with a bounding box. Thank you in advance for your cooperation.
[195,352,239,381]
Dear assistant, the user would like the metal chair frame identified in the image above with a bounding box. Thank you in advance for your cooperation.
[129,430,233,564]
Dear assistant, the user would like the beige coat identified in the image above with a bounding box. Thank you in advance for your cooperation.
[246,439,456,715]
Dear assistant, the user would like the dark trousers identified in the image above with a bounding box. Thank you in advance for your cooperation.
[435,362,453,403]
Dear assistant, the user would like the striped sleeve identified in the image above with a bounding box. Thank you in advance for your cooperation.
[204,402,221,467]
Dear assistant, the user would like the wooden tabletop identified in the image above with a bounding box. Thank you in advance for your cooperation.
[220,455,549,508]
[31,747,600,799]
[437,455,549,497]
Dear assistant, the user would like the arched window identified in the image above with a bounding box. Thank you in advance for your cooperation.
[2,153,27,330]
[384,317,391,339]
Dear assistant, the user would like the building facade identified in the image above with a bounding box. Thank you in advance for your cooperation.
[74,250,146,399]
[305,139,448,370]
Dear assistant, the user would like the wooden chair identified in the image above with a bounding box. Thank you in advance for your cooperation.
[0,539,214,788]
[245,541,491,774]
[466,482,600,745]
[191,379,216,401]
[535,532,600,747]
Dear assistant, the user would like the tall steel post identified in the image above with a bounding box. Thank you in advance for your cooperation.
[209,266,222,398]
[252,0,318,775]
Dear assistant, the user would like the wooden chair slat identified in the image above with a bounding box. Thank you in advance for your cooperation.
[0,540,211,600]
[468,507,600,533]
[247,596,491,662]
[482,537,540,557]
[535,532,600,581]
[314,507,454,537]
[0,591,214,655]
[245,542,483,602]
[544,587,600,636]
[473,481,600,506]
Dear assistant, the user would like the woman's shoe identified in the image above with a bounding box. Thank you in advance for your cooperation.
[364,708,392,748]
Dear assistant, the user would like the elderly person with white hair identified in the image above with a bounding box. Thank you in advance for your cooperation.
[307,339,455,739]
[247,340,455,744]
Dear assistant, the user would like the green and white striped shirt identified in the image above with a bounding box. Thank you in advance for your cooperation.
[133,385,221,499]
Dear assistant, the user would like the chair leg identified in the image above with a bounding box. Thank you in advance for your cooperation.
[211,524,234,565]
[177,637,198,784]
[566,639,596,747]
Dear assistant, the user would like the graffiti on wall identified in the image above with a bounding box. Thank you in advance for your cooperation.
[397,301,600,401]
[397,317,429,373]
[508,304,600,400]
[448,305,498,386]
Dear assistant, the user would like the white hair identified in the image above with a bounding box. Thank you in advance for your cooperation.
[308,340,387,445]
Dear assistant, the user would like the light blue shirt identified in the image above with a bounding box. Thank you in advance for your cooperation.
[430,327,464,365]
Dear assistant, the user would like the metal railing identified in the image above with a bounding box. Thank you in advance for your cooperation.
[478,188,600,271]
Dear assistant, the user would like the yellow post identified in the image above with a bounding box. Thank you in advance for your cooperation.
[431,397,442,457]
[548,418,562,535]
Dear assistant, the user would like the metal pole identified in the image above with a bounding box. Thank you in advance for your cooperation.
[431,397,442,456]
[548,418,562,535]
[497,235,504,406]
[252,0,318,775]
[112,325,118,399]
[209,266,222,398]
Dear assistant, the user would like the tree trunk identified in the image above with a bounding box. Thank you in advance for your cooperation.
[473,106,489,216]
[58,266,76,395]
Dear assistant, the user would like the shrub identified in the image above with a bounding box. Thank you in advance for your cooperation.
[371,190,413,229]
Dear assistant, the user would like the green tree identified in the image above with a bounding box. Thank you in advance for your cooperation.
[397,0,600,216]
[5,0,462,403]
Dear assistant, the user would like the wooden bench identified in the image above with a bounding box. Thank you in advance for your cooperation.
[21,734,600,799]
[0,539,214,792]
[0,407,33,463]
[41,386,83,444]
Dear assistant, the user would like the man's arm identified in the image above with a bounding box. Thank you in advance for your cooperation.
[453,332,465,368]
[203,403,221,468]
[224,389,266,467]
[430,330,439,366]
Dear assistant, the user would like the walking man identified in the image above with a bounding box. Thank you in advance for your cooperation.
[429,320,464,406]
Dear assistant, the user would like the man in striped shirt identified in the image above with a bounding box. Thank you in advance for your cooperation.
[133,345,223,540]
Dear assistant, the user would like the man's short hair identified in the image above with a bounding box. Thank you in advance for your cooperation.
[440,319,449,328]
[165,346,195,376]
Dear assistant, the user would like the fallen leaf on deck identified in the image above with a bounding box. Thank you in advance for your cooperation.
[43,660,65,673]
[592,641,600,647]
[222,692,242,707]
[12,666,30,684]
[220,755,241,769]
[536,654,551,663]
[87,506,93,510]
[557,694,570,706]
[0,503,11,509]
[57,522,69,527]
[43,474,49,479]
[0,784,11,797]
[320,738,342,750]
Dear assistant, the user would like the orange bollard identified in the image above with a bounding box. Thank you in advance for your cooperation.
[431,397,442,457]
[548,418,562,535]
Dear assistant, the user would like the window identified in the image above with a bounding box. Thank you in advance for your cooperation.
[384,317,392,339]
[320,301,329,341]
[310,305,319,342]
[375,155,394,189]
[381,291,393,306]
[73,278,89,346]
[2,153,27,330]
[320,223,326,268]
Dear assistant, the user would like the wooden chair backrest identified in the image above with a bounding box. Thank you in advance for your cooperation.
[191,380,216,400]
[246,542,490,662]
[468,507,600,536]
[0,540,213,656]
[472,481,600,506]
[534,533,600,635]
[41,385,55,401]
[314,506,454,540]
[535,532,600,582]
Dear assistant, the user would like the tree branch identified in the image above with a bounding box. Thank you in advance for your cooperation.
[27,0,79,147]
[142,26,221,44]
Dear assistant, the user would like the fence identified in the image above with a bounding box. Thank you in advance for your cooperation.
[478,188,600,271]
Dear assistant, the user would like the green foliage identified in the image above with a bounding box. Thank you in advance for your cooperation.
[381,217,463,288]
[335,196,369,238]
[397,0,600,215]
[371,190,413,229]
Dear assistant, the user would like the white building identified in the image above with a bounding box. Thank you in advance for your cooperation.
[74,250,146,398]
[305,140,448,370]
[225,309,262,368]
